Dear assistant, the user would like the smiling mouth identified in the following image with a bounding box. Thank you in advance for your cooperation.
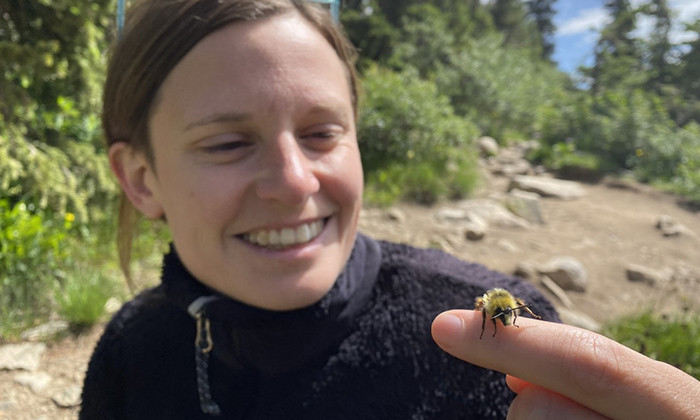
[240,219,326,249]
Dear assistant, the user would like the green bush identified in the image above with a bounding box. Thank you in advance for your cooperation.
[358,65,480,205]
[603,311,700,380]
[55,266,117,328]
[672,124,700,204]
[529,142,601,171]
[434,34,569,140]
[0,199,73,331]
[0,128,118,224]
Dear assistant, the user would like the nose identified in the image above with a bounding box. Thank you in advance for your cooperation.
[255,134,320,206]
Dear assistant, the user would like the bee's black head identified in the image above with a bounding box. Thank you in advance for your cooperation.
[492,307,514,326]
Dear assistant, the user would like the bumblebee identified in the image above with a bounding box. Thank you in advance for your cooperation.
[474,288,541,339]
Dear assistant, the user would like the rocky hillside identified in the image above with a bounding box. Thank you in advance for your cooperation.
[2,139,699,419]
[360,138,700,329]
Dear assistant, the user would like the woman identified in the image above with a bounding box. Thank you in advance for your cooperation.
[81,0,699,418]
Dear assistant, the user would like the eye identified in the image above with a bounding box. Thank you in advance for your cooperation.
[203,141,247,153]
[197,133,250,154]
[300,124,344,150]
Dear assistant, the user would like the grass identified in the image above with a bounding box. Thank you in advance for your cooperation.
[54,265,121,330]
[602,310,700,380]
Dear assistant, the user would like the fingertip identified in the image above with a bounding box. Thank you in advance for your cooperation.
[432,310,484,350]
[505,374,532,394]
[431,312,466,350]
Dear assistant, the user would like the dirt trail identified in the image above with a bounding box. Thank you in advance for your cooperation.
[2,172,699,419]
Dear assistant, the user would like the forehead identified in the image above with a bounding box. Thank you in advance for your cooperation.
[152,12,351,124]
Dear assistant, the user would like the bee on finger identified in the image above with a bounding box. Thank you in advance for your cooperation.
[474,288,541,339]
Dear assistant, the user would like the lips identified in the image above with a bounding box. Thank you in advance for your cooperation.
[241,219,325,248]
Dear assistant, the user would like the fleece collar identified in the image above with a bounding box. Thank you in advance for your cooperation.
[161,233,381,375]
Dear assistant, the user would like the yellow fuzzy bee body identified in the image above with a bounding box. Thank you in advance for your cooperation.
[474,288,541,339]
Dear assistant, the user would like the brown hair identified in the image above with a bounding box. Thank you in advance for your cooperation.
[104,0,359,287]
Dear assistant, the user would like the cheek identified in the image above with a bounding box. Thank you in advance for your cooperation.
[160,166,246,224]
[325,147,363,208]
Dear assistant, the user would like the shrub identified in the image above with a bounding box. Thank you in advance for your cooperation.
[55,266,117,328]
[603,311,700,380]
[0,128,117,223]
[0,199,73,333]
[358,65,480,205]
[434,34,569,140]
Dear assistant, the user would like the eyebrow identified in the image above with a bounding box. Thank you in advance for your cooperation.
[182,103,351,132]
[183,111,251,132]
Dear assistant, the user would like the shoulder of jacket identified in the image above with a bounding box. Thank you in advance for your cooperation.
[100,285,184,342]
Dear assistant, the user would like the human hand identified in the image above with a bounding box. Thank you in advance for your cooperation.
[431,310,700,419]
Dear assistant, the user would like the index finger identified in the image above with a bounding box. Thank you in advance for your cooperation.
[431,310,700,420]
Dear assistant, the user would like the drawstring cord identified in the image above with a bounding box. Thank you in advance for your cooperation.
[188,296,223,416]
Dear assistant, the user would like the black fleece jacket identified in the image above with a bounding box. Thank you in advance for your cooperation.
[80,234,558,419]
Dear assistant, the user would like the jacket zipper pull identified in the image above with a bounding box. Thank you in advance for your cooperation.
[189,296,222,416]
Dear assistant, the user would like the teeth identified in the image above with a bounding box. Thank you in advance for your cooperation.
[244,220,324,248]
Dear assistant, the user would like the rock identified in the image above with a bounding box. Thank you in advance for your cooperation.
[51,385,82,408]
[540,276,574,309]
[496,239,518,253]
[509,175,586,200]
[496,147,526,164]
[655,214,689,237]
[492,159,533,177]
[435,208,472,223]
[455,199,530,229]
[514,262,538,281]
[539,257,588,292]
[385,207,406,223]
[20,321,69,342]
[13,371,52,394]
[463,214,488,241]
[557,308,601,332]
[506,189,545,224]
[626,264,669,286]
[0,342,46,371]
[478,136,499,157]
[104,297,123,315]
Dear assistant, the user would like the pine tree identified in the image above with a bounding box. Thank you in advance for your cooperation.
[645,0,673,88]
[591,0,641,92]
[490,0,535,48]
[525,0,557,60]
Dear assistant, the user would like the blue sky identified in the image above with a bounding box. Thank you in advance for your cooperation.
[553,0,700,73]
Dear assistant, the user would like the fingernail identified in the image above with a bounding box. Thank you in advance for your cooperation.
[433,313,465,348]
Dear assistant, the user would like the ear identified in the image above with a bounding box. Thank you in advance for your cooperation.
[109,142,165,219]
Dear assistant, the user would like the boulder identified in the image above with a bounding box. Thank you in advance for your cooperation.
[509,175,586,200]
[626,264,669,286]
[478,136,499,157]
[506,189,545,224]
[538,256,588,292]
[655,214,690,237]
[455,199,530,229]
[0,343,46,372]
[13,371,52,394]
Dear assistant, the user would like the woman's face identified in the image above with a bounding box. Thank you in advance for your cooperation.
[142,13,363,310]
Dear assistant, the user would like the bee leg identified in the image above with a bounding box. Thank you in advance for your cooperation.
[480,310,486,339]
[523,306,541,319]
[513,310,519,328]
[491,318,498,337]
